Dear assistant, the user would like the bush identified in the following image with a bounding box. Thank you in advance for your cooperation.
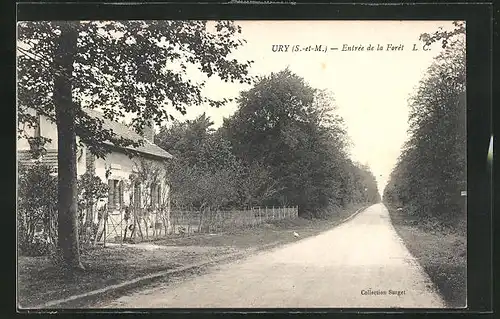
[77,172,109,246]
[17,163,58,256]
[18,232,52,257]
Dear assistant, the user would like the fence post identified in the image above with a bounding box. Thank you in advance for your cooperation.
[217,210,220,233]
[197,210,202,233]
[208,208,212,233]
[103,213,107,247]
[215,210,218,233]
[120,209,123,244]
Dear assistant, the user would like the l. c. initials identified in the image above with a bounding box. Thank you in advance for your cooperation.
[413,43,431,51]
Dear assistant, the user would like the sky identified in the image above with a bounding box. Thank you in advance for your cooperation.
[170,20,457,194]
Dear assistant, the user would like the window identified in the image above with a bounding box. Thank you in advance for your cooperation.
[108,179,124,210]
[150,183,161,208]
[133,181,142,208]
[118,180,124,208]
[157,184,161,207]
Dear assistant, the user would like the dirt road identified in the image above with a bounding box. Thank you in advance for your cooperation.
[97,204,445,308]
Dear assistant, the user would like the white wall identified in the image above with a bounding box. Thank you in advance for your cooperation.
[93,149,170,221]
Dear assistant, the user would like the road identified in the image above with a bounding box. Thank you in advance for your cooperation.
[97,203,445,308]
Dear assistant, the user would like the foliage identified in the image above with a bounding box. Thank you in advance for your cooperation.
[17,20,254,158]
[419,21,465,49]
[17,163,58,256]
[168,162,239,210]
[76,172,109,245]
[158,114,241,210]
[384,22,466,227]
[157,69,381,217]
[77,172,109,213]
[235,161,284,208]
[26,136,52,159]
[222,69,380,216]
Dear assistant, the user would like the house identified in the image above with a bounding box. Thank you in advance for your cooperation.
[17,108,174,242]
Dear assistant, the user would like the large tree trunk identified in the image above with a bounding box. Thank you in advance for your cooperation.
[53,22,84,270]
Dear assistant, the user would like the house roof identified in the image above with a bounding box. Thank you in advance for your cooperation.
[18,149,58,168]
[85,109,173,160]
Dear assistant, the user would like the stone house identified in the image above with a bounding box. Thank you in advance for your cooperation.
[17,108,174,241]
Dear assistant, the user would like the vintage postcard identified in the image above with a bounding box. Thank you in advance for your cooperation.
[17,20,467,309]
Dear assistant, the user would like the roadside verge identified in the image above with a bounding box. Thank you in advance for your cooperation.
[386,204,467,308]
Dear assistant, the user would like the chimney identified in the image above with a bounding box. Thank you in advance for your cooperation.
[143,119,155,143]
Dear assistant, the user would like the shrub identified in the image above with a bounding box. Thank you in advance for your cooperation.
[17,163,58,256]
[77,172,109,246]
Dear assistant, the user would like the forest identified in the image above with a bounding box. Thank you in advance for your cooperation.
[156,69,381,217]
[383,21,466,230]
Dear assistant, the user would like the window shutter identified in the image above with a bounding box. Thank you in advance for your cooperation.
[157,184,161,208]
[134,182,142,208]
[108,180,115,210]
[138,183,142,208]
[152,184,158,208]
[150,184,154,207]
[114,180,120,208]
[119,181,124,208]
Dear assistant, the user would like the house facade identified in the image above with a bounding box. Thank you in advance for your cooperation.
[17,108,174,242]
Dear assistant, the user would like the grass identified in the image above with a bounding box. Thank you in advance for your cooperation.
[388,206,467,308]
[17,203,367,309]
[17,244,235,308]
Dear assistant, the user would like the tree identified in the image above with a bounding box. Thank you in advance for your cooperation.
[222,69,378,216]
[157,114,242,210]
[384,21,466,227]
[17,20,253,269]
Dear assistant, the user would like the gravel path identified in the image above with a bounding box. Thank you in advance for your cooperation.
[98,204,445,308]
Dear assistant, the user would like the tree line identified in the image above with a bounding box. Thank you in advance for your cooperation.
[383,22,466,229]
[156,69,380,217]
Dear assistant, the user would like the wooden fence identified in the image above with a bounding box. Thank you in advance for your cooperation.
[170,206,299,235]
[100,206,299,243]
